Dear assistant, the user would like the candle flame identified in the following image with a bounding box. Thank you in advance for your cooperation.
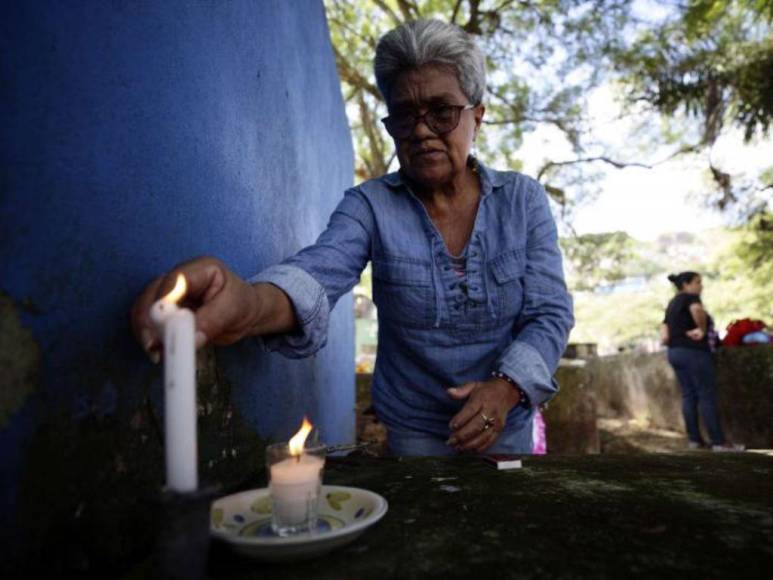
[162,274,187,305]
[288,417,313,456]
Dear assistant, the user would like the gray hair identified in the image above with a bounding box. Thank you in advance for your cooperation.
[374,19,486,106]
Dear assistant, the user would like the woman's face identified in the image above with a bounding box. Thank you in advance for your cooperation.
[387,64,484,188]
[683,275,703,295]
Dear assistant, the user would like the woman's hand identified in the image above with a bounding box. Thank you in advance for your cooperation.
[446,378,521,453]
[686,328,705,341]
[131,256,276,362]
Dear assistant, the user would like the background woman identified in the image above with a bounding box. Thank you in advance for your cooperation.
[661,271,742,451]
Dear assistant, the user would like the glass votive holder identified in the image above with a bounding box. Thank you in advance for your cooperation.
[266,442,326,536]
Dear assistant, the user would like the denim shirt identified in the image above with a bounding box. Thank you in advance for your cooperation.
[251,162,574,439]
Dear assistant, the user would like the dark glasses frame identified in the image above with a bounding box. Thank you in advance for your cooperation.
[381,104,474,139]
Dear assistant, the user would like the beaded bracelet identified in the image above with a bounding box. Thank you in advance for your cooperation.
[490,370,530,409]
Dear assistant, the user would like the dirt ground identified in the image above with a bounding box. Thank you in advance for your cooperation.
[597,417,689,454]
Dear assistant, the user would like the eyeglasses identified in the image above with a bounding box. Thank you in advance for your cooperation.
[381,104,474,139]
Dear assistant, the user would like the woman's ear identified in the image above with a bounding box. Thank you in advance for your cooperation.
[474,104,485,133]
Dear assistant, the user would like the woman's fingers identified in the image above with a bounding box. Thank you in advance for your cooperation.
[448,406,488,447]
[177,259,260,348]
[130,256,240,359]
[457,425,499,453]
[171,257,227,304]
[130,275,166,360]
[447,382,476,400]
[451,404,504,448]
[447,379,518,451]
[448,382,481,429]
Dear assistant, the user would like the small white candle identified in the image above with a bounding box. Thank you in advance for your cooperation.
[150,274,198,493]
[269,454,325,524]
[268,418,325,527]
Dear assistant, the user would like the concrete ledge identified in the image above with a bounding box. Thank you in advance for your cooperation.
[202,453,773,579]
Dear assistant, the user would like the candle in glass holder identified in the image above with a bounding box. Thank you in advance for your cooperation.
[150,273,198,493]
[267,418,326,536]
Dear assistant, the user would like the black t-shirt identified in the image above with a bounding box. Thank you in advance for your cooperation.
[664,293,709,351]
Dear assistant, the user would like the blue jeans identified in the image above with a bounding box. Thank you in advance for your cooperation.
[667,347,725,445]
[387,420,534,456]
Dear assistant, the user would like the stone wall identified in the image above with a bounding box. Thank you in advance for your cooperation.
[0,1,354,576]
[590,352,683,429]
[354,365,601,455]
[353,346,772,456]
[588,346,773,447]
[544,362,600,454]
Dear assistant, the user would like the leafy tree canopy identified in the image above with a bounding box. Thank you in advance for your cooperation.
[331,1,773,351]
[614,0,773,214]
[326,0,772,220]
[326,0,636,207]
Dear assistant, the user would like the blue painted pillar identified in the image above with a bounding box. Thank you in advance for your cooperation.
[0,0,354,573]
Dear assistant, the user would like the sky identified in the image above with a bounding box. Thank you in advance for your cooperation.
[518,84,773,241]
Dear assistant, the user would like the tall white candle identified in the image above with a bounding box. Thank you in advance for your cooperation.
[150,274,198,493]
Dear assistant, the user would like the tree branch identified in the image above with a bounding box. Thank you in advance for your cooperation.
[332,44,383,101]
[483,116,565,126]
[450,0,464,24]
[651,142,704,165]
[464,0,482,33]
[537,156,652,180]
[395,0,421,20]
[709,160,736,210]
[371,0,404,26]
[329,16,378,49]
[535,141,708,182]
[357,91,389,179]
[386,150,398,170]
[492,0,520,13]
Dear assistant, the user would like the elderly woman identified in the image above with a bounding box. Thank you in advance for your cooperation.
[132,19,574,456]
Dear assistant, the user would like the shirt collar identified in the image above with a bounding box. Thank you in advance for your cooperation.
[381,159,506,196]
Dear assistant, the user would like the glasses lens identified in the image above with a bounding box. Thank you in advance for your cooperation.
[383,105,464,138]
[427,106,460,135]
[383,115,413,139]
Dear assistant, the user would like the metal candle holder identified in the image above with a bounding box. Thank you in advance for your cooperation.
[153,485,220,580]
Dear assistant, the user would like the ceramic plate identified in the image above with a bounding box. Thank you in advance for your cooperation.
[210,485,388,561]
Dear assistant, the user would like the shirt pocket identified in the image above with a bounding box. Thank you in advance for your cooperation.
[372,258,435,328]
[489,250,525,321]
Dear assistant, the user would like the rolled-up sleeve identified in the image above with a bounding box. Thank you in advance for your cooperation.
[249,188,373,358]
[495,182,574,406]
